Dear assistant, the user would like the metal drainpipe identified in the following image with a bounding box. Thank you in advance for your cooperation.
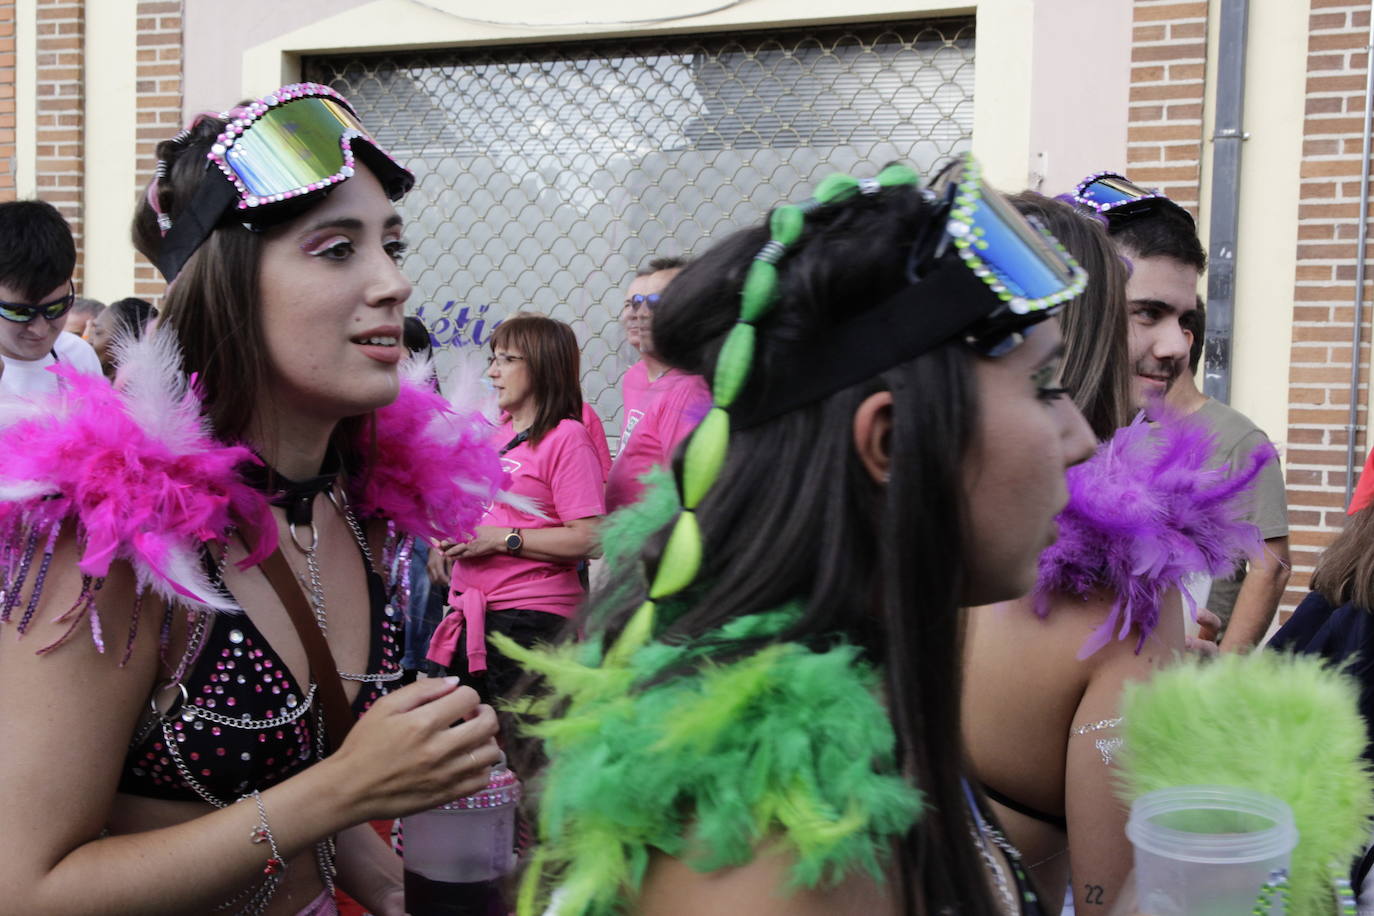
[1203,0,1249,405]
[1344,13,1374,507]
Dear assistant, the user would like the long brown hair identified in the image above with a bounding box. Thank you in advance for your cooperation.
[131,113,369,466]
[1311,506,1374,609]
[490,313,583,447]
[1010,192,1134,440]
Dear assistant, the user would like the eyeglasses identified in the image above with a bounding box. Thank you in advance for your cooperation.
[1072,170,1195,227]
[0,283,76,324]
[625,293,663,311]
[487,353,525,368]
[155,82,415,282]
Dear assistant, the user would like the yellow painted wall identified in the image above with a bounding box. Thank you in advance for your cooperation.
[81,0,139,301]
[14,0,34,198]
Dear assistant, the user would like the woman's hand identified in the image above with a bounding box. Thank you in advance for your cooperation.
[426,543,452,586]
[323,676,501,824]
[443,526,506,561]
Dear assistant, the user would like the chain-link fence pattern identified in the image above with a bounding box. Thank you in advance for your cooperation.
[304,18,974,445]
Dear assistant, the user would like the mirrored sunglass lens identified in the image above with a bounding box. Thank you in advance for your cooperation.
[964,189,1076,304]
[226,97,368,198]
[0,304,33,322]
[1079,175,1154,208]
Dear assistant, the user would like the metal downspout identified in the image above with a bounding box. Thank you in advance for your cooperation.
[1203,0,1249,404]
[1344,13,1374,507]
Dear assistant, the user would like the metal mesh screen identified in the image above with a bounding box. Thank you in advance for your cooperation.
[303,18,975,445]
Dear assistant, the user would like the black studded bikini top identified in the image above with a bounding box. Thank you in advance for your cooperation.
[118,459,406,805]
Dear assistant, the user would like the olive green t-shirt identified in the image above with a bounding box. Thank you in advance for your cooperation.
[1193,397,1289,626]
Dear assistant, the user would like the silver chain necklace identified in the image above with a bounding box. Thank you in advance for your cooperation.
[963,782,1023,915]
[287,485,401,683]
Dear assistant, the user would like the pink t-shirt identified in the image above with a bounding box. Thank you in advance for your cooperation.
[452,417,605,613]
[605,371,712,512]
[620,360,651,442]
[432,418,606,672]
[580,402,612,481]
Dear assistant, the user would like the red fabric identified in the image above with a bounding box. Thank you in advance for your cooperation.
[333,820,397,915]
[1350,445,1374,514]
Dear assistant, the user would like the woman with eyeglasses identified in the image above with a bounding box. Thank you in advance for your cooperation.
[0,200,104,398]
[429,313,606,705]
[500,159,1098,916]
[0,84,505,915]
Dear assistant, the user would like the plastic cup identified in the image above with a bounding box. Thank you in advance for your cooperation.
[402,760,521,883]
[1126,785,1297,916]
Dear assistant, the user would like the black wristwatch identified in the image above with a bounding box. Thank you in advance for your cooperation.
[504,528,524,555]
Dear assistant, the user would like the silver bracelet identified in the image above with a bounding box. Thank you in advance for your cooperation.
[247,790,286,878]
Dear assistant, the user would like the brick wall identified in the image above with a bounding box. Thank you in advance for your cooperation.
[132,0,181,303]
[0,1,15,201]
[1283,0,1374,610]
[35,0,83,284]
[1125,0,1210,217]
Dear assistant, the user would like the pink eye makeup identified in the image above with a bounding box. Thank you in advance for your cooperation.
[301,233,352,257]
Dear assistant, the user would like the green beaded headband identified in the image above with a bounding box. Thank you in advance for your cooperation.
[606,156,1086,661]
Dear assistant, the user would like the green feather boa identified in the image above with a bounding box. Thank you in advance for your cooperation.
[1118,652,1374,915]
[497,517,923,915]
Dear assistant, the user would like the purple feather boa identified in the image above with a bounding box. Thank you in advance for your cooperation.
[1035,411,1274,659]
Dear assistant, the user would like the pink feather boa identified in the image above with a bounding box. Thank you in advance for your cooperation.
[0,336,274,614]
[353,361,506,544]
[1034,411,1274,658]
[0,333,504,642]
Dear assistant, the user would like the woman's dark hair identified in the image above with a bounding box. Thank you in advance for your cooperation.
[1011,192,1133,439]
[579,186,999,915]
[1312,506,1374,610]
[107,297,158,341]
[131,112,370,464]
[403,315,433,358]
[490,313,583,447]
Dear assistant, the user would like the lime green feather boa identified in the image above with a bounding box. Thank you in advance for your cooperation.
[495,472,922,915]
[1118,652,1374,915]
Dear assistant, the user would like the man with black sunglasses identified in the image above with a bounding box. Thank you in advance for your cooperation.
[0,200,102,398]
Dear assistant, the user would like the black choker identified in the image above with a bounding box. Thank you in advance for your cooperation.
[241,448,344,527]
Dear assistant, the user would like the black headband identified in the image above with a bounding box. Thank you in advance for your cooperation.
[155,173,237,283]
[729,255,1042,429]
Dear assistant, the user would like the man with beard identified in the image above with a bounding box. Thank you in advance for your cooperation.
[1079,172,1288,651]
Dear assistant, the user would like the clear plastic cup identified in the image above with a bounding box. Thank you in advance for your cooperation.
[402,760,521,884]
[1126,785,1297,915]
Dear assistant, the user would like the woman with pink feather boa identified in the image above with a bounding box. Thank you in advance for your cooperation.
[0,84,507,915]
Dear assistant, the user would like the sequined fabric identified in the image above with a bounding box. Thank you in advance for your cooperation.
[118,547,402,803]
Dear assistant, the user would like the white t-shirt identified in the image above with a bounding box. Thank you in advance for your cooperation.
[0,332,103,398]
